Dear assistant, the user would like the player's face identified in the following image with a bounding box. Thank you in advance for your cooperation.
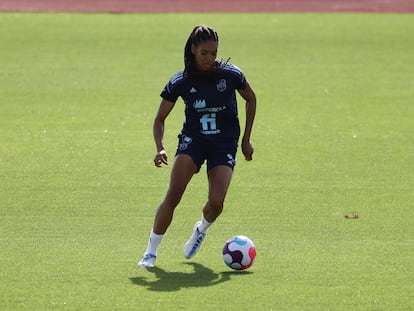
[192,40,218,72]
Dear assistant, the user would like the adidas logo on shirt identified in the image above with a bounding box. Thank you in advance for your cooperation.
[190,87,197,93]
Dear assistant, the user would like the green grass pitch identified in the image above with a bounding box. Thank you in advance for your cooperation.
[0,12,413,310]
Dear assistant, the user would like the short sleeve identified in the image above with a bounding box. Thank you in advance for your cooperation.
[238,71,247,90]
[224,63,247,90]
[160,71,185,103]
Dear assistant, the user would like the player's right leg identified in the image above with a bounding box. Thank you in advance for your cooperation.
[139,154,197,267]
[153,154,197,233]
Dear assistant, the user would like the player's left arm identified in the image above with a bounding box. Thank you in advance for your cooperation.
[238,81,256,161]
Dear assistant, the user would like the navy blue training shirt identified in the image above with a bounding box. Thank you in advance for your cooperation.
[160,62,247,143]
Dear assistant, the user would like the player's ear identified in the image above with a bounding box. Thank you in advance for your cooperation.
[191,43,197,55]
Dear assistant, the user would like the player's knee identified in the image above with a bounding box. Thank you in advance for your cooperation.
[164,187,185,208]
[207,196,224,213]
[164,197,181,209]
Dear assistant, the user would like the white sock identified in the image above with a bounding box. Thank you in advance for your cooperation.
[198,214,214,233]
[145,229,164,256]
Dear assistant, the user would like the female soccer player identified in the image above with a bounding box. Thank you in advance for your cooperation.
[138,25,256,268]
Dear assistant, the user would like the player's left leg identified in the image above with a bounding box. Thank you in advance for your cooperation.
[203,165,234,222]
[183,165,233,259]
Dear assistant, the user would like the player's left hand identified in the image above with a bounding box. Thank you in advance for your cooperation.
[242,141,254,161]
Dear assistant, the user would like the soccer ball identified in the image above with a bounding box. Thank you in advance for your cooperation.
[222,235,256,270]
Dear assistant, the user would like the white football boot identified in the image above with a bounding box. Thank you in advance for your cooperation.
[183,221,206,259]
[138,253,157,268]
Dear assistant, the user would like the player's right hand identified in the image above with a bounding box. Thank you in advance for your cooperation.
[154,149,168,167]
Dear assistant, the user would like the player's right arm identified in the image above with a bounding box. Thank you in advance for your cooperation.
[153,99,175,167]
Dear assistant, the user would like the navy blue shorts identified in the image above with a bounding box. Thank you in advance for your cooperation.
[175,134,238,173]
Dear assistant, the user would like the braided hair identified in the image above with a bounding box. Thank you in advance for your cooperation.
[183,25,220,80]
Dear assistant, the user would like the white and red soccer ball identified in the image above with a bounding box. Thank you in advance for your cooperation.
[222,235,256,270]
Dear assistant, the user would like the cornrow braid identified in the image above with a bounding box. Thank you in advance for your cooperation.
[184,25,219,78]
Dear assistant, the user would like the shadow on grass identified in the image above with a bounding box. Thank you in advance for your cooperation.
[130,262,253,292]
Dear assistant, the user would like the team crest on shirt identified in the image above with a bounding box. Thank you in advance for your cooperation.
[216,79,227,92]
